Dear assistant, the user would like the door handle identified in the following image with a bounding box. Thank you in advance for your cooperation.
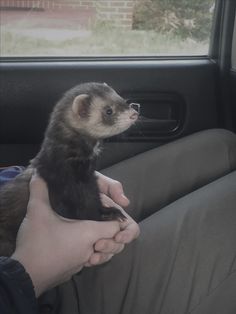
[134,116,178,133]
[120,92,185,140]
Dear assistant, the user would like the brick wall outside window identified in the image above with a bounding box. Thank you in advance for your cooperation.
[0,0,137,29]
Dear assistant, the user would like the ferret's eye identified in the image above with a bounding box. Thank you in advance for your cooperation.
[106,108,113,115]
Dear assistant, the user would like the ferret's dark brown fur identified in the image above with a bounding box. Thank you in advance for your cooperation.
[0,82,139,256]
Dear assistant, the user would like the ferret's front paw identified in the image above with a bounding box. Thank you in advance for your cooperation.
[101,206,127,222]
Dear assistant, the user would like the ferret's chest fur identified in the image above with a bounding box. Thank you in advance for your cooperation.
[31,127,102,220]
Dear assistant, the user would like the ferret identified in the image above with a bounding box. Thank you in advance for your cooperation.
[0,82,139,256]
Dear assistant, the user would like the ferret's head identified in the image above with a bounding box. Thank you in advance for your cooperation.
[63,82,139,139]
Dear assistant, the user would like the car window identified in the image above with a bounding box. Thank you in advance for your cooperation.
[0,0,216,57]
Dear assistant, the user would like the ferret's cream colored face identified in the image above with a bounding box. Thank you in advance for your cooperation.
[70,89,139,139]
[86,98,139,138]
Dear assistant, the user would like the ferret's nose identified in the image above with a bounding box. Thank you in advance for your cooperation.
[129,103,140,121]
[129,103,140,114]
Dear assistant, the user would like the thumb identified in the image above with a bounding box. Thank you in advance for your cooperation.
[27,173,51,214]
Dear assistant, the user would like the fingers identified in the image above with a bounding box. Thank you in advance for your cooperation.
[84,221,126,267]
[99,194,140,244]
[85,252,114,267]
[79,220,121,244]
[94,238,125,254]
[115,225,140,244]
[108,180,130,208]
[96,172,130,208]
[86,221,140,267]
[115,219,140,244]
[89,211,140,269]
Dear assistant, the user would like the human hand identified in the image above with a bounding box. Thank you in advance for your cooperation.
[11,174,120,297]
[87,172,140,267]
[96,171,130,208]
[100,193,140,242]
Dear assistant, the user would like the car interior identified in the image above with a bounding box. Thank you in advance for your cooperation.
[0,0,236,312]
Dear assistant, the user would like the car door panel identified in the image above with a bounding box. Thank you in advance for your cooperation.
[0,59,219,168]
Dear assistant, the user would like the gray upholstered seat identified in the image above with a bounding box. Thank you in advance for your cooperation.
[102,129,236,221]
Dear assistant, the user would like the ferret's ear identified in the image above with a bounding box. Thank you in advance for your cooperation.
[103,82,108,87]
[72,94,90,118]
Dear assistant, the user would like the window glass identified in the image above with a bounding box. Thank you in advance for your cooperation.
[0,0,216,57]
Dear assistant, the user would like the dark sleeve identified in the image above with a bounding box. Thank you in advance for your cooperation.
[0,257,38,314]
[0,166,25,188]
